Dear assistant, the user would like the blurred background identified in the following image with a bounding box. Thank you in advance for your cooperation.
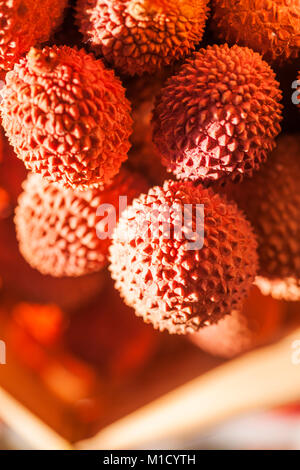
[0,0,299,450]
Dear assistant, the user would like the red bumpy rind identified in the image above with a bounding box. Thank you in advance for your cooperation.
[0,0,68,71]
[152,44,283,184]
[1,45,133,189]
[109,180,258,334]
[76,0,209,76]
[212,0,300,64]
[15,169,147,277]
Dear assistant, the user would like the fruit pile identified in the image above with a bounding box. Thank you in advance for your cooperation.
[0,0,299,359]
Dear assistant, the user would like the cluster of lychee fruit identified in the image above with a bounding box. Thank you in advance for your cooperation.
[0,0,299,358]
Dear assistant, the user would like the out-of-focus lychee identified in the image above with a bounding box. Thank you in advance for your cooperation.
[190,286,285,358]
[15,169,147,277]
[211,0,300,64]
[0,0,68,71]
[221,135,300,301]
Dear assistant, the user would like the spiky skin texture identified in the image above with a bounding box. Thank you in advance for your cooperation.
[212,0,300,64]
[76,0,209,76]
[109,180,258,334]
[190,286,284,358]
[15,169,147,278]
[1,46,132,189]
[152,44,283,184]
[0,0,68,71]
[222,135,300,301]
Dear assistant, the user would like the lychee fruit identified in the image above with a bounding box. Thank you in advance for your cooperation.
[109,180,258,334]
[211,0,300,64]
[222,135,300,301]
[190,286,285,358]
[0,209,105,309]
[1,45,132,189]
[15,169,147,278]
[0,0,68,71]
[76,0,209,76]
[152,44,283,184]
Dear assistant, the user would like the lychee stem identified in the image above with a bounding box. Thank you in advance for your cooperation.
[27,47,58,73]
